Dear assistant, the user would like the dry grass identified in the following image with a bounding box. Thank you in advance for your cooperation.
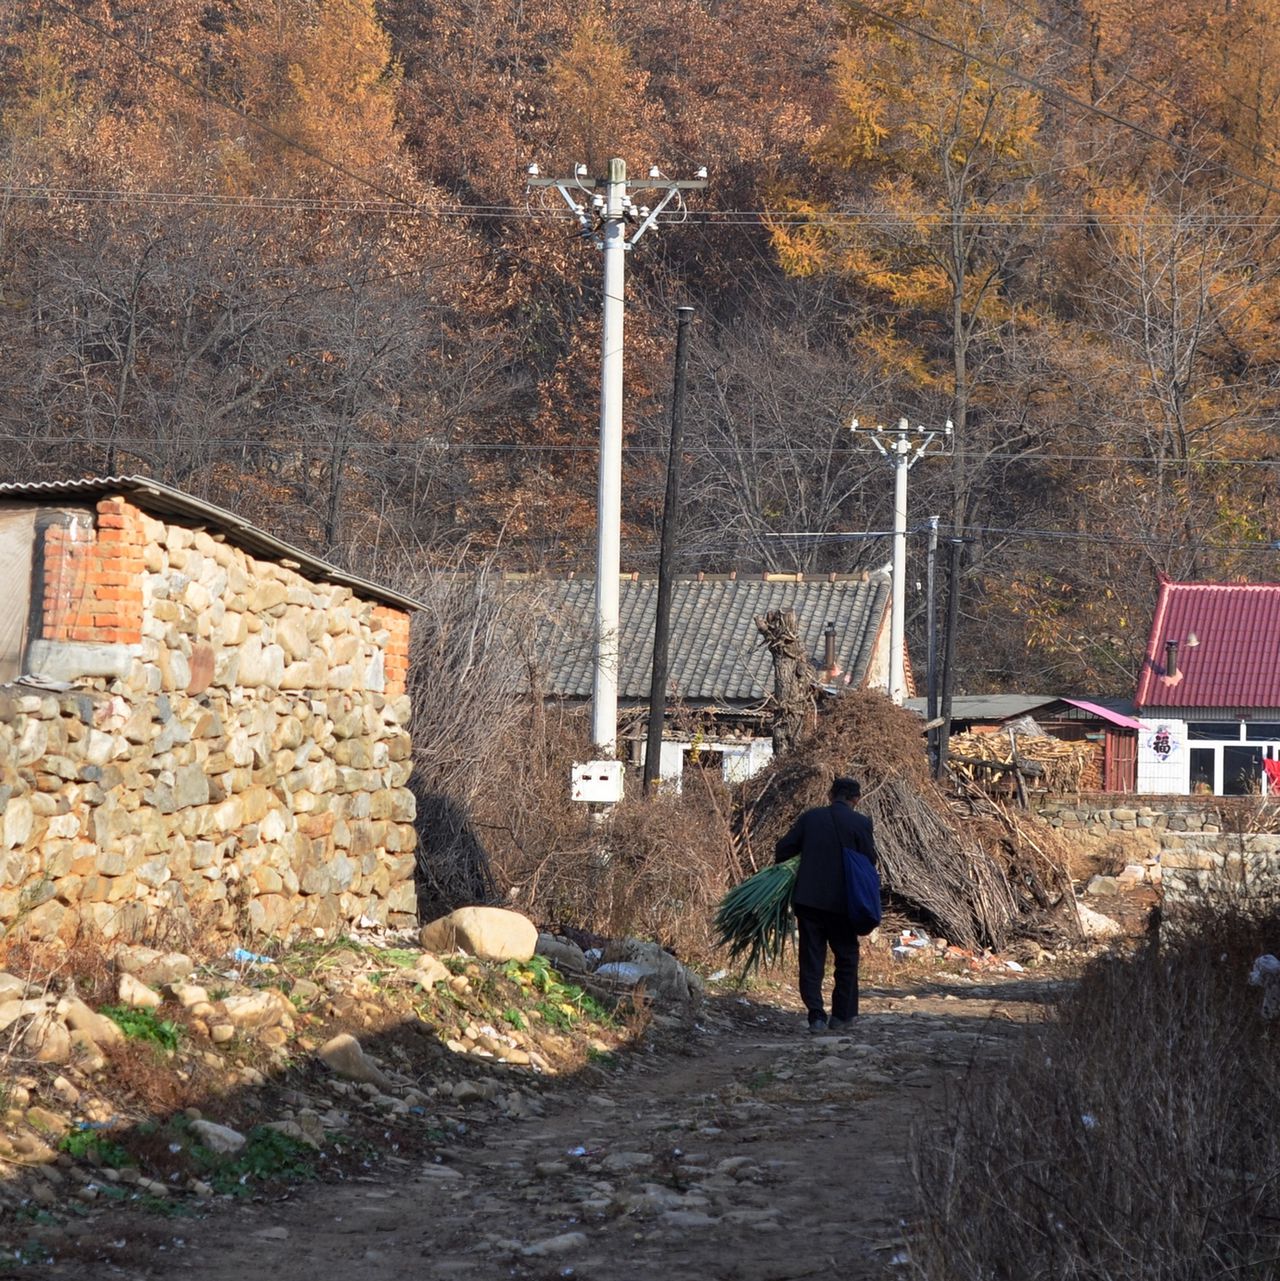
[909,899,1280,1280]
[408,640,746,963]
[103,1039,206,1116]
[0,925,118,1007]
[501,779,740,965]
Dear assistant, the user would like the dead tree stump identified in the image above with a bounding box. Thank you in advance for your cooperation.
[755,608,815,756]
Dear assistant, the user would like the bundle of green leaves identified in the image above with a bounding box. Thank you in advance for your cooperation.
[713,857,798,978]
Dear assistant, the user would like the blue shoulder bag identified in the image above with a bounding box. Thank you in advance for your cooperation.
[830,807,882,935]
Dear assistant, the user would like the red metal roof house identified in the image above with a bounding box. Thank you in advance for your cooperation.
[1134,579,1280,796]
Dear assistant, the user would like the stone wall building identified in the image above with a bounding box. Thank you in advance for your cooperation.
[0,477,419,943]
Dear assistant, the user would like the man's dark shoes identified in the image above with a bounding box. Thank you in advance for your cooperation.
[827,1016,857,1032]
[807,1014,828,1034]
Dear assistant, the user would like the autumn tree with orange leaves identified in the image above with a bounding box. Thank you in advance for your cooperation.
[2,0,1280,690]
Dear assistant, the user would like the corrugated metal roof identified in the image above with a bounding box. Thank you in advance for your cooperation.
[903,694,1057,720]
[0,476,421,611]
[1060,698,1141,729]
[531,575,891,702]
[902,694,1139,728]
[1136,579,1280,710]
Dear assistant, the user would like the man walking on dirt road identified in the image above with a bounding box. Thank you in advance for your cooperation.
[774,777,878,1033]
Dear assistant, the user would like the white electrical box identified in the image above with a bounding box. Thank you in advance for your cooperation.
[571,760,625,804]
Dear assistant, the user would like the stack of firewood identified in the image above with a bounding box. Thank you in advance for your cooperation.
[948,731,1100,793]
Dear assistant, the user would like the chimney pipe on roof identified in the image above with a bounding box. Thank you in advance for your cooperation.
[824,621,837,675]
[1165,639,1178,679]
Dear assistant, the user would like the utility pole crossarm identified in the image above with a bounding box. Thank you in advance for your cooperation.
[630,184,687,245]
[527,157,708,758]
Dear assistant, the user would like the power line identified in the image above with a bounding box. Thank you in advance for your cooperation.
[0,435,1276,466]
[41,0,424,211]
[767,523,1280,554]
[11,185,1280,228]
[2,434,1279,464]
[999,0,1280,185]
[0,185,523,217]
[844,0,1280,202]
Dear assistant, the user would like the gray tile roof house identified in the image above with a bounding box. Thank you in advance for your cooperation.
[528,572,894,711]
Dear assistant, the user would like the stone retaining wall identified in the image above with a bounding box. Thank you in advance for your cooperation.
[1037,795,1280,906]
[0,496,417,943]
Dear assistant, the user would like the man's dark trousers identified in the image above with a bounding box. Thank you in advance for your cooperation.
[795,905,861,1021]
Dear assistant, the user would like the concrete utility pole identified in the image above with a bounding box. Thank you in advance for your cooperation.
[529,159,706,756]
[849,417,952,704]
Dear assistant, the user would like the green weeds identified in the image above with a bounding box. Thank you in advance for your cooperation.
[205,1127,317,1195]
[98,1005,182,1052]
[1,1241,52,1267]
[59,1130,131,1167]
[504,955,615,1030]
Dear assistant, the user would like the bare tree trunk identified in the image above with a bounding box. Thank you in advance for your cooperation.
[755,608,814,756]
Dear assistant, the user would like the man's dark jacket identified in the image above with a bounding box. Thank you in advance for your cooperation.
[774,801,878,914]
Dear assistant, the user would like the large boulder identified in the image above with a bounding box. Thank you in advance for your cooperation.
[419,907,537,962]
[189,1120,247,1155]
[536,933,589,974]
[116,946,194,988]
[24,1013,71,1064]
[317,1033,395,1090]
[117,973,162,1009]
[1076,902,1123,941]
[598,939,700,1006]
[57,996,125,1047]
[219,990,288,1031]
[413,952,451,986]
[0,973,28,1001]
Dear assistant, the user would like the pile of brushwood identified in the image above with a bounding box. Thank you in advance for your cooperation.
[735,689,1077,953]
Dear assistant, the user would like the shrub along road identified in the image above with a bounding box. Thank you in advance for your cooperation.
[44,975,1059,1281]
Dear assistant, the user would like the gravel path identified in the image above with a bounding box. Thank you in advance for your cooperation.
[43,977,1059,1281]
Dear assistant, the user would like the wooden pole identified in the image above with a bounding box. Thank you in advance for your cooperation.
[925,515,939,767]
[644,306,695,793]
[935,538,963,782]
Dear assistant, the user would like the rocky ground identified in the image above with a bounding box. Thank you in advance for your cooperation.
[13,965,1064,1281]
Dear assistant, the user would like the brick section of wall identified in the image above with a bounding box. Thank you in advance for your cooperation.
[374,606,411,698]
[90,498,144,644]
[40,500,144,645]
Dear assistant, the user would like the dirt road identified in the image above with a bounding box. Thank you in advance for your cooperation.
[44,977,1057,1281]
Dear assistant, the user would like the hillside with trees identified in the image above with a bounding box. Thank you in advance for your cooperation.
[2,0,1279,691]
